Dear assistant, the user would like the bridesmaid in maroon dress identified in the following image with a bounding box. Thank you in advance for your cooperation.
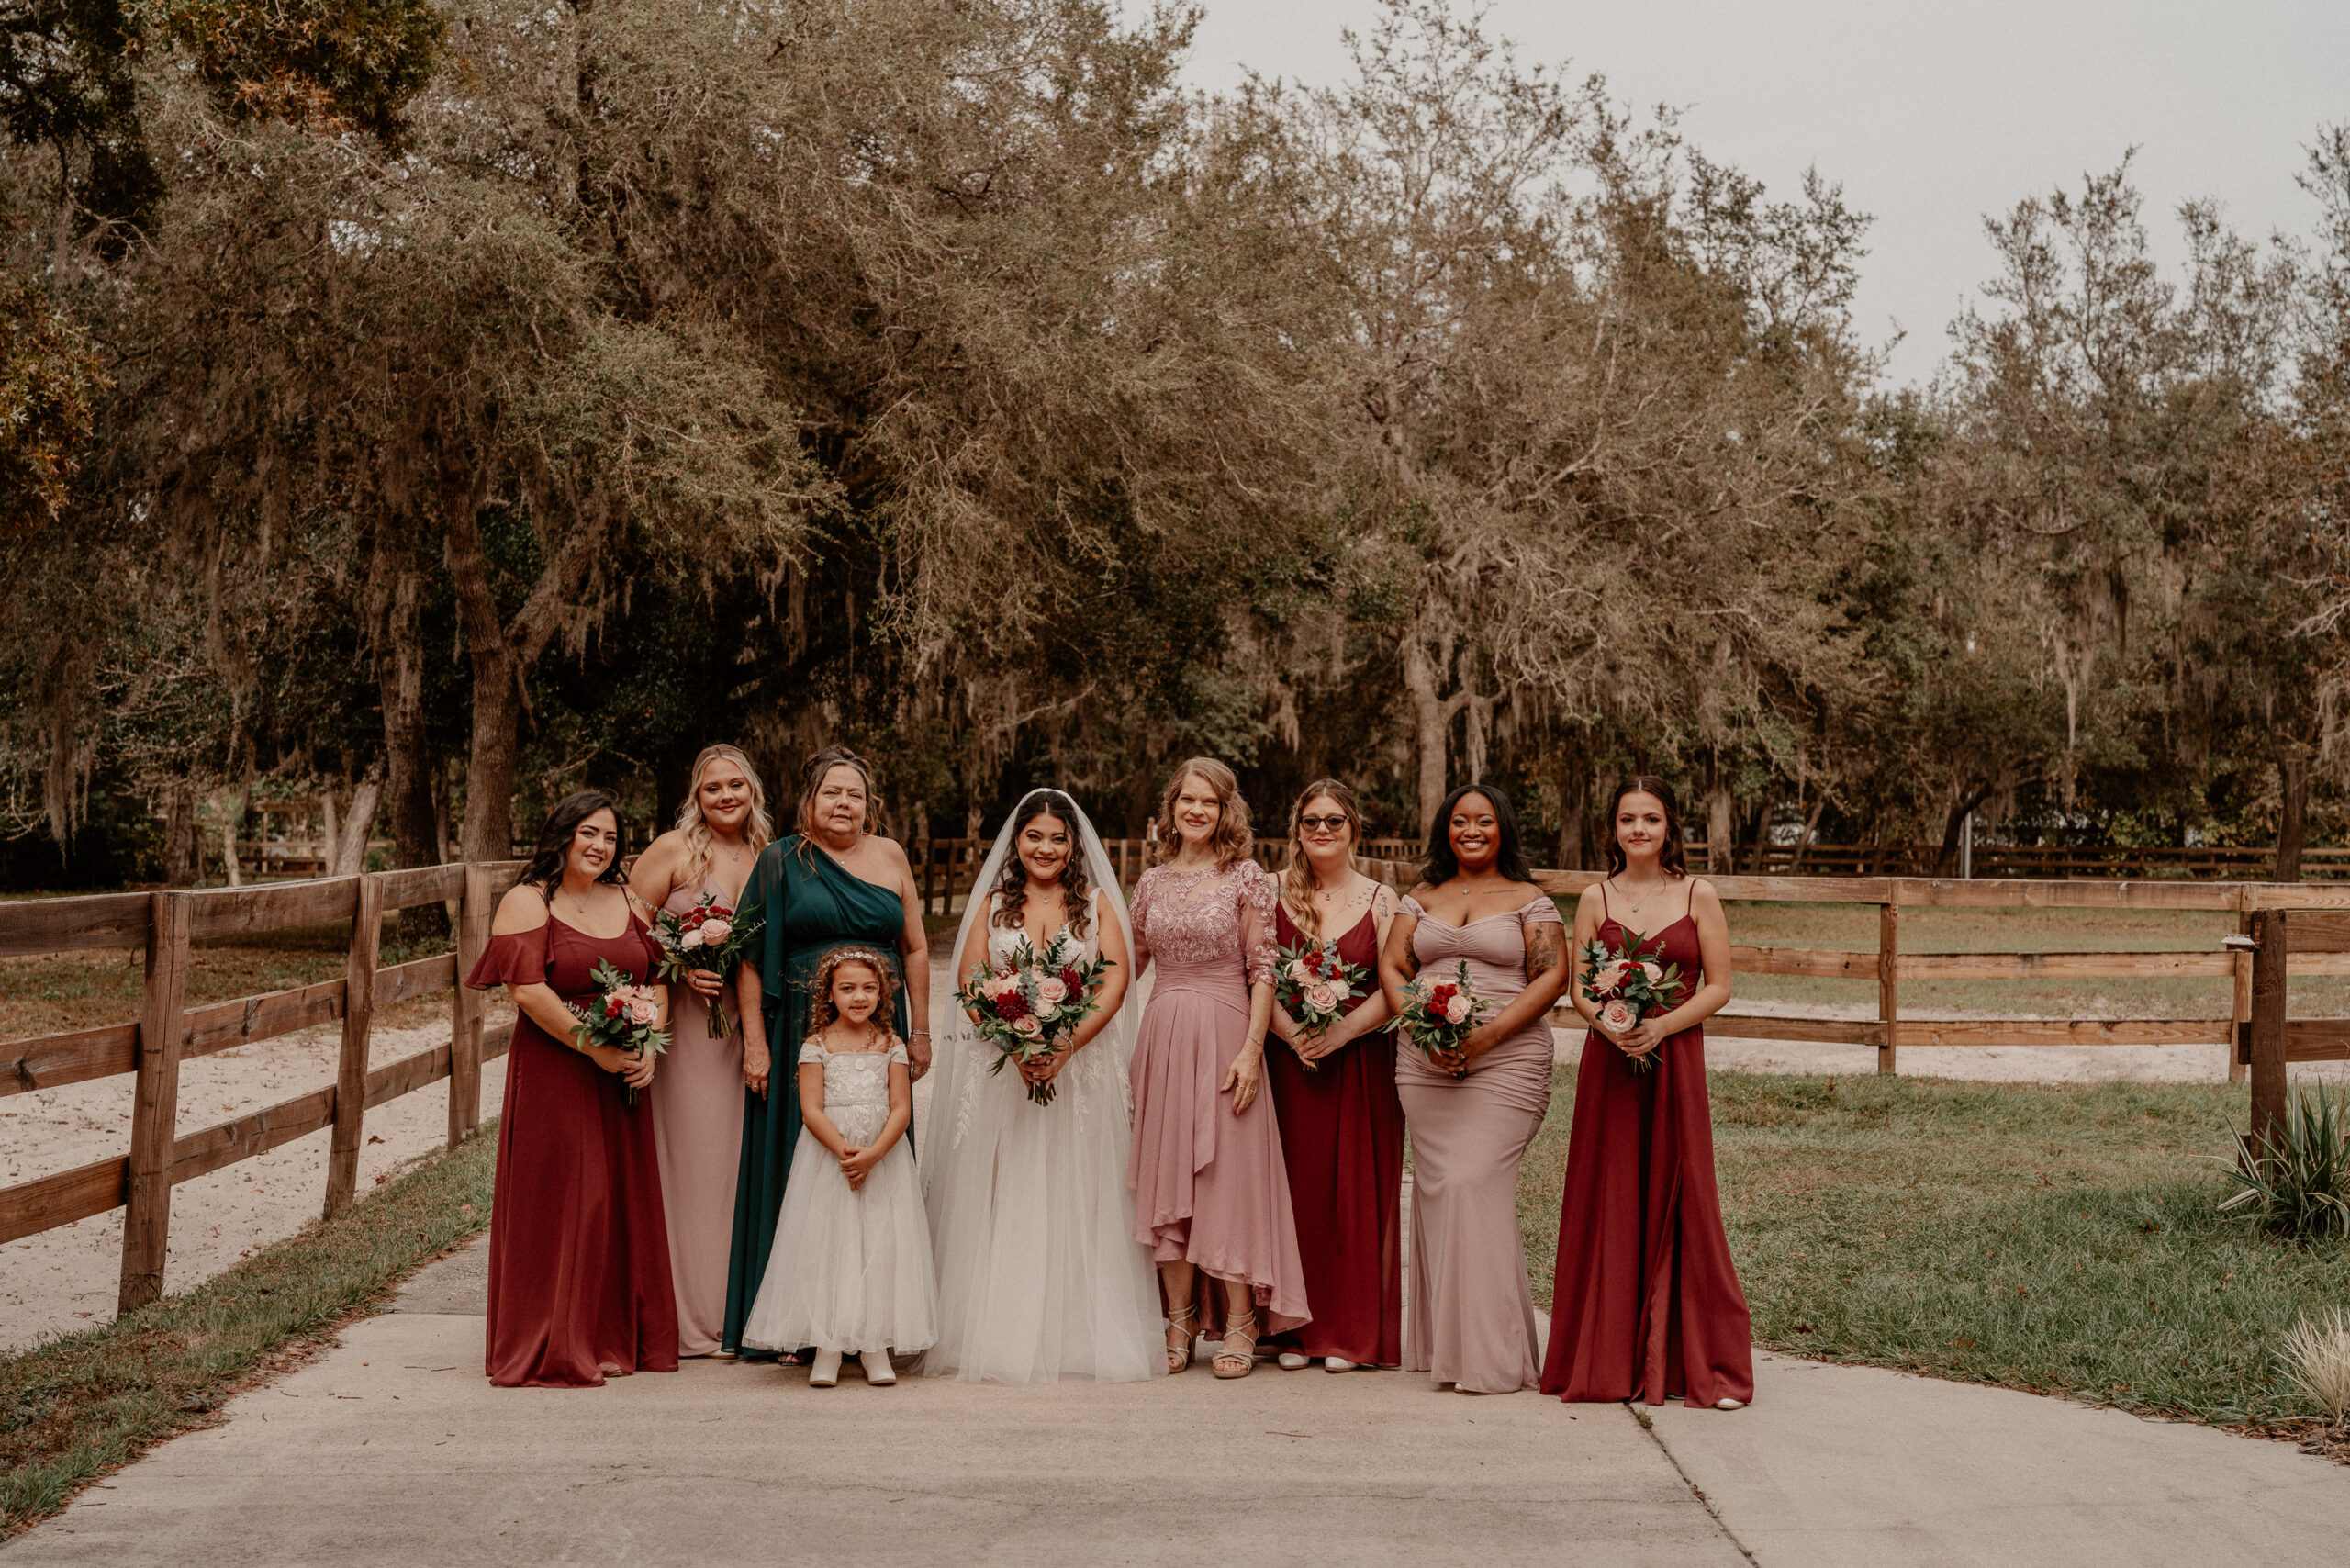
[1541,776,1752,1409]
[466,790,679,1388]
[1262,780,1404,1372]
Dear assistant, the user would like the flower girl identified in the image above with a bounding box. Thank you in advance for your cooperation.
[741,946,937,1385]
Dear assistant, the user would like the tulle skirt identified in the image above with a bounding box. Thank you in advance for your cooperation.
[741,1114,936,1356]
[922,1035,1165,1383]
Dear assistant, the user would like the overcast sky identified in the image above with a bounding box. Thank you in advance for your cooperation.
[1141,1,2349,389]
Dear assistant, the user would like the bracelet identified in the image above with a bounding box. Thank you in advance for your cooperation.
[912,1029,933,1039]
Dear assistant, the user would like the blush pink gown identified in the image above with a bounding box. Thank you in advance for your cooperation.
[1127,859,1311,1335]
[650,876,745,1357]
[1395,892,1562,1393]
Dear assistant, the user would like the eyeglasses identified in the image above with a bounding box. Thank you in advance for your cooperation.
[1297,815,1352,833]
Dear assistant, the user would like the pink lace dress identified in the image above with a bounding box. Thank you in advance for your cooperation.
[1127,858,1310,1334]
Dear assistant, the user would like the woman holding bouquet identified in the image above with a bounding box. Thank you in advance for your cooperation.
[465,791,677,1388]
[1541,777,1751,1410]
[629,745,771,1358]
[723,746,931,1360]
[1378,783,1567,1394]
[923,788,1165,1383]
[1128,758,1310,1378]
[1261,780,1404,1372]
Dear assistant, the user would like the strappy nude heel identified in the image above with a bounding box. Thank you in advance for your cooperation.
[1214,1311,1258,1379]
[1166,1304,1199,1374]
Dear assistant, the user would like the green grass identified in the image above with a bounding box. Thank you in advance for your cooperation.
[0,1124,496,1540]
[1520,1068,2350,1429]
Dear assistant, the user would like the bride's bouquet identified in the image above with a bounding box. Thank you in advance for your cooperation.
[652,892,764,1037]
[1274,938,1371,1071]
[956,931,1113,1107]
[1578,929,1685,1074]
[570,959,670,1106]
[1398,960,1485,1069]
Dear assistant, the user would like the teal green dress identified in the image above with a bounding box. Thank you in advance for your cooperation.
[722,834,912,1357]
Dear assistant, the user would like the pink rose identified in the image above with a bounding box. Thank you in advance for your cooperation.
[1035,974,1069,1004]
[1285,958,1314,983]
[626,996,659,1026]
[1304,981,1340,1013]
[681,924,708,948]
[1013,1014,1044,1038]
[1599,998,1637,1035]
[1443,993,1472,1025]
[699,918,731,946]
[1639,961,1662,984]
[985,973,1019,1001]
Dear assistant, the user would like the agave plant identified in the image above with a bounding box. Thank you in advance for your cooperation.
[2220,1087,2350,1241]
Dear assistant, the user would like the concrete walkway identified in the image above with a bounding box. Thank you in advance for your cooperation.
[10,1238,2347,1566]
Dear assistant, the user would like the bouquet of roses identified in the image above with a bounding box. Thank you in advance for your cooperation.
[955,930,1113,1107]
[653,892,763,1037]
[571,958,670,1106]
[1398,959,1484,1069]
[1578,929,1686,1074]
[1274,938,1371,1071]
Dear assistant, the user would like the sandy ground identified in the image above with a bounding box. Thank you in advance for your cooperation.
[0,1012,509,1353]
[9,937,2346,1358]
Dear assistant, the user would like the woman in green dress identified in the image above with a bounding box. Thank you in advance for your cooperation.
[724,746,933,1359]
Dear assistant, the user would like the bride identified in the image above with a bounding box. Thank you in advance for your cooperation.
[921,788,1166,1383]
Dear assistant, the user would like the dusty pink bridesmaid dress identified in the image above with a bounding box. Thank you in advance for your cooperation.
[1127,858,1311,1335]
[650,877,745,1356]
[1394,892,1562,1393]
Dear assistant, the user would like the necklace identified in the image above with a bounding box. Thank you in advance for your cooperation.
[1612,875,1668,914]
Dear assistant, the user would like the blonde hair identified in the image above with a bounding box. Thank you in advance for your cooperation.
[1149,757,1252,872]
[807,946,899,1036]
[675,745,773,889]
[1281,778,1362,942]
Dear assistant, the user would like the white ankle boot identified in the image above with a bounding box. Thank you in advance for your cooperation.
[808,1348,843,1387]
[860,1348,896,1385]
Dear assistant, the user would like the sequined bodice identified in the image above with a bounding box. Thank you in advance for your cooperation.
[1130,859,1277,991]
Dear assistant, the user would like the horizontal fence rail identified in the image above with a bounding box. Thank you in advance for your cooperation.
[1,862,521,1309]
[10,854,2348,1313]
[1687,841,2350,880]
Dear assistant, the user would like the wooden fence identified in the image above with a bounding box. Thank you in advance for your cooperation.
[11,857,2350,1316]
[0,862,521,1313]
[1689,842,2350,880]
[912,836,1421,915]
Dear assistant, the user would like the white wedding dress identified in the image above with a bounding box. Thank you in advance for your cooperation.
[921,801,1165,1383]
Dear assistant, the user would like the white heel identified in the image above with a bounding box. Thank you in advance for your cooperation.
[1277,1352,1310,1371]
[860,1349,896,1385]
[809,1348,843,1387]
[1323,1357,1357,1372]
[1715,1398,1745,1410]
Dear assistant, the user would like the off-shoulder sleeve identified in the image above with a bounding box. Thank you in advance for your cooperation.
[467,924,550,990]
[797,1038,826,1065]
[1520,895,1565,926]
[887,1041,910,1066]
[1236,860,1278,989]
[1400,893,1429,920]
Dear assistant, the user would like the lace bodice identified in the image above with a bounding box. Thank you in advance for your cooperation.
[984,890,1103,969]
[800,1036,907,1143]
[1130,858,1277,987]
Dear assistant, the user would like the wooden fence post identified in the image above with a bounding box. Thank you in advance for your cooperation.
[1877,900,1900,1076]
[2248,907,2288,1152]
[2231,909,2253,1085]
[450,863,492,1147]
[118,890,190,1313]
[323,874,382,1220]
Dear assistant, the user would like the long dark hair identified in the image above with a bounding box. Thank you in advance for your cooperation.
[1423,783,1534,885]
[520,790,630,898]
[990,790,1095,942]
[1604,775,1690,878]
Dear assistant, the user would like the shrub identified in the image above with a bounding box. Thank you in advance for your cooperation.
[2220,1088,2350,1241]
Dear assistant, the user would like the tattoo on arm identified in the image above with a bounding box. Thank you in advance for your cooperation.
[1527,924,1564,975]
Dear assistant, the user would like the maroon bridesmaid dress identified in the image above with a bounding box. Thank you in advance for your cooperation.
[1540,881,1754,1407]
[1261,903,1405,1367]
[466,913,680,1388]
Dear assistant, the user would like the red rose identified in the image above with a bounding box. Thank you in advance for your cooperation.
[996,990,1032,1021]
[684,910,706,927]
[605,996,624,1017]
[1428,985,1456,1011]
[709,905,733,918]
[1305,950,1326,972]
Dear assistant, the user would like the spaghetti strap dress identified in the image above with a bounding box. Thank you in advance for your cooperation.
[649,874,745,1357]
[1261,903,1404,1367]
[1393,892,1561,1394]
[465,913,679,1388]
[1540,881,1754,1407]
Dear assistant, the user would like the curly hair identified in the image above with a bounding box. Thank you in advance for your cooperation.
[1281,778,1362,942]
[1605,775,1690,879]
[805,946,900,1037]
[990,790,1094,943]
[675,745,774,888]
[1148,757,1252,872]
[1423,783,1536,885]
